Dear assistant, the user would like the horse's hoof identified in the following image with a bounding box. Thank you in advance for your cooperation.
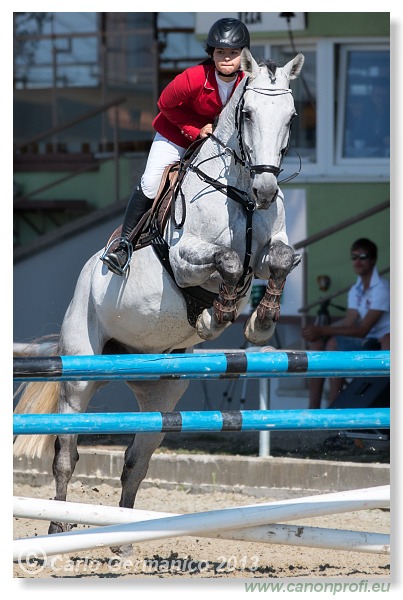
[196,309,231,341]
[110,544,133,557]
[244,312,276,345]
[48,521,73,535]
[196,310,214,340]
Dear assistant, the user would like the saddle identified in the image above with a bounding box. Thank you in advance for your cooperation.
[105,138,206,252]
[104,139,219,327]
[105,161,181,253]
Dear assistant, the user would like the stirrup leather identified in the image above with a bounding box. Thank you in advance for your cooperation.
[100,237,133,275]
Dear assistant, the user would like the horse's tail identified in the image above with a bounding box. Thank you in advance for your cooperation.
[13,336,60,460]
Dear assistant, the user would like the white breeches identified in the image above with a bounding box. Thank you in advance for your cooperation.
[140,133,187,198]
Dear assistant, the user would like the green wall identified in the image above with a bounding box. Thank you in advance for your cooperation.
[15,10,390,306]
[304,12,389,37]
[14,158,133,209]
[256,12,390,40]
[288,182,390,316]
[14,158,137,245]
[15,166,390,318]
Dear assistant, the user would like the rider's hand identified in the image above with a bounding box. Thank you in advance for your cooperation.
[198,124,213,139]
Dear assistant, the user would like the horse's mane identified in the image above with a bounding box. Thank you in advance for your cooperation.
[259,59,277,80]
[213,58,279,137]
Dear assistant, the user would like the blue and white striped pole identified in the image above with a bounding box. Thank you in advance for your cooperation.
[13,350,390,381]
[13,408,390,435]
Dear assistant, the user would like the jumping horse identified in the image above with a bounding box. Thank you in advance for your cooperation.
[14,49,305,539]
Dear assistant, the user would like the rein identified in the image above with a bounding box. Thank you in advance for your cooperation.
[161,76,301,325]
[187,162,255,288]
[235,84,301,182]
[176,80,300,287]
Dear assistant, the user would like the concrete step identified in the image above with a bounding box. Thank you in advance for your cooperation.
[13,446,390,499]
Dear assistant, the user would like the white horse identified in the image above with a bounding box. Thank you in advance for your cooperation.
[14,49,304,536]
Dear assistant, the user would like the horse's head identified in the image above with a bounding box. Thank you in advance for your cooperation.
[238,48,305,209]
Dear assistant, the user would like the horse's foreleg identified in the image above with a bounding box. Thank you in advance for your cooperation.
[170,237,244,341]
[244,239,299,345]
[196,247,244,340]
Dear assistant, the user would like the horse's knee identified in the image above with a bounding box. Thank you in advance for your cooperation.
[268,240,295,276]
[213,248,243,285]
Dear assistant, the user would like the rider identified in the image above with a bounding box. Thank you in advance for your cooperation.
[101,17,250,275]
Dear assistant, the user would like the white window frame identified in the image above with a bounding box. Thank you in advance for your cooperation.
[261,41,318,173]
[258,37,389,183]
[335,43,390,169]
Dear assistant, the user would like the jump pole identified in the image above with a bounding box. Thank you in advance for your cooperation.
[13,350,390,381]
[13,408,391,435]
[13,496,389,554]
[14,485,389,560]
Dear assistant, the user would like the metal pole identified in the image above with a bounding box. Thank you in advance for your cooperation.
[100,13,107,152]
[259,378,271,457]
[51,16,58,151]
[113,105,119,203]
[13,408,390,435]
[14,486,389,560]
[13,350,391,381]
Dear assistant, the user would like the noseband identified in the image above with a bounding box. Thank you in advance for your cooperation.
[234,83,297,180]
[206,80,300,184]
[176,77,301,288]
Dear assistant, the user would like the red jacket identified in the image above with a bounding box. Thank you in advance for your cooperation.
[152,62,245,149]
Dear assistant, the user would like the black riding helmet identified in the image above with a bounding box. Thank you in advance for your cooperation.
[206,18,250,52]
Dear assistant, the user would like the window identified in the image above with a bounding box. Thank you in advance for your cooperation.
[14,13,99,89]
[336,46,390,163]
[158,13,205,71]
[270,46,317,165]
[13,13,156,152]
[265,40,389,180]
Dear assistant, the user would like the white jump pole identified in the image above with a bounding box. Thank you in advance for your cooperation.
[14,485,389,560]
[13,496,389,554]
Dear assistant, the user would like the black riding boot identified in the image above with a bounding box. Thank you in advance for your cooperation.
[101,185,153,275]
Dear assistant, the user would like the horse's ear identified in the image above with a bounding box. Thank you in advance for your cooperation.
[283,53,305,80]
[241,48,260,80]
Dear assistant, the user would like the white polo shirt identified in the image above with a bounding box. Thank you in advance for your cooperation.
[347,266,390,339]
[215,72,237,106]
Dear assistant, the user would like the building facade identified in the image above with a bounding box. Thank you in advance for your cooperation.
[14,11,390,349]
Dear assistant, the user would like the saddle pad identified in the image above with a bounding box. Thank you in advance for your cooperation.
[104,163,180,251]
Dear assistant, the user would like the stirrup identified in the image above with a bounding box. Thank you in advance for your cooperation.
[100,237,133,275]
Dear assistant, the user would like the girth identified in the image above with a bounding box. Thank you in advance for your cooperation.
[103,153,220,328]
[152,232,218,328]
[103,139,254,329]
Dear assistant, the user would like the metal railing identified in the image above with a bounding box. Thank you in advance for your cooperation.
[14,96,127,206]
[295,199,390,324]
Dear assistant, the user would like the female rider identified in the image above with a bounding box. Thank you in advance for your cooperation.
[101,17,250,275]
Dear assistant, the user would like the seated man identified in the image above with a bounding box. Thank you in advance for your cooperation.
[302,238,390,409]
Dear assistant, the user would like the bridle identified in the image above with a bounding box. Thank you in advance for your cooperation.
[174,76,301,289]
[187,79,301,191]
[233,83,300,183]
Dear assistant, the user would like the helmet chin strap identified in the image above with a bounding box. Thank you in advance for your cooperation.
[215,69,239,78]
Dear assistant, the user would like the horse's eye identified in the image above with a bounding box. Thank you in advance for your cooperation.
[242,110,252,121]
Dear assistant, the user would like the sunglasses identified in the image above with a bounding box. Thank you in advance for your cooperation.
[351,253,370,261]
